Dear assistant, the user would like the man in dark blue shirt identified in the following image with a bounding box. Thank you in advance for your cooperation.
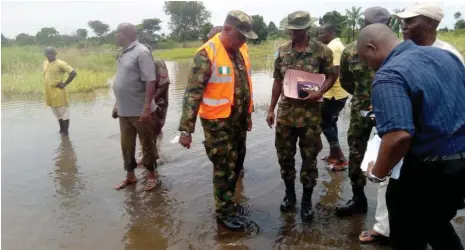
[357,24,465,250]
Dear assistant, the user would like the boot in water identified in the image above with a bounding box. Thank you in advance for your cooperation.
[58,119,64,134]
[280,180,296,212]
[335,187,368,217]
[301,187,314,221]
[216,215,247,232]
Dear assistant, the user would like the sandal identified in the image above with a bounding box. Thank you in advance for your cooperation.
[327,160,348,172]
[115,178,137,190]
[359,230,389,244]
[144,178,157,191]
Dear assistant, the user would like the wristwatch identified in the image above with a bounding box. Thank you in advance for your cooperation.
[367,170,387,183]
[180,131,191,137]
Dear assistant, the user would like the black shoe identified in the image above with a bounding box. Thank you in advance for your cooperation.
[301,188,314,221]
[62,119,69,136]
[58,119,64,133]
[216,215,247,232]
[335,188,368,217]
[280,180,296,212]
[234,203,249,216]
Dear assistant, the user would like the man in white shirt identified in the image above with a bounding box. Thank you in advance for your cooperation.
[395,1,465,64]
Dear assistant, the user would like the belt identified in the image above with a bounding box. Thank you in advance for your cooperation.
[423,152,465,162]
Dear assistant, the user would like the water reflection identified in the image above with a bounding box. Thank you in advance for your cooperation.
[1,60,463,250]
[53,136,82,202]
[122,177,175,250]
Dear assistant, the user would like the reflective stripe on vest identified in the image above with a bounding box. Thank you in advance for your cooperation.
[202,97,229,106]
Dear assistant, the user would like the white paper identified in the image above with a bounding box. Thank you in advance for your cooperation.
[360,134,404,180]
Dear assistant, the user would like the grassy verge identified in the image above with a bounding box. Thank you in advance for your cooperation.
[153,39,286,65]
[2,32,463,95]
[1,46,116,94]
[438,31,465,56]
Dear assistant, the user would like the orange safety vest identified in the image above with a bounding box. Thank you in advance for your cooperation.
[197,34,254,120]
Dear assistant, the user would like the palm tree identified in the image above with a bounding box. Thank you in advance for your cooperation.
[454,11,462,20]
[390,8,405,38]
[343,6,364,41]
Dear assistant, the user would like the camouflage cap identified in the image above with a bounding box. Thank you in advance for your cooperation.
[224,10,258,39]
[364,7,391,25]
[280,11,317,30]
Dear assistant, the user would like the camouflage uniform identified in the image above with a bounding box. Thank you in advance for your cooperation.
[178,49,251,218]
[339,42,376,189]
[153,59,170,136]
[136,59,169,162]
[274,39,336,188]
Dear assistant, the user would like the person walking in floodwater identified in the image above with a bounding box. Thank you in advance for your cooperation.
[267,11,337,221]
[335,7,391,226]
[317,23,349,170]
[43,46,77,136]
[112,23,158,191]
[178,10,257,232]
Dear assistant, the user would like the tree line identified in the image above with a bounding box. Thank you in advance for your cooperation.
[1,2,464,48]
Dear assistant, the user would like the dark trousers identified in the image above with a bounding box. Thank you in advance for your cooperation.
[386,154,465,250]
[119,116,157,172]
[321,97,348,149]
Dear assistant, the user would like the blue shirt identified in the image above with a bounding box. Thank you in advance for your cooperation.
[372,40,465,157]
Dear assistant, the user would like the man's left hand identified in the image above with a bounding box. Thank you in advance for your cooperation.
[247,119,252,131]
[303,90,323,102]
[56,82,66,89]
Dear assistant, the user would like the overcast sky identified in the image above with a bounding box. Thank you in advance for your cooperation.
[1,0,464,38]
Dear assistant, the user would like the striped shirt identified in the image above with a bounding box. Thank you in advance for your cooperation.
[372,40,465,157]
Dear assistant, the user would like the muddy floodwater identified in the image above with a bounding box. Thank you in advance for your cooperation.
[2,61,464,250]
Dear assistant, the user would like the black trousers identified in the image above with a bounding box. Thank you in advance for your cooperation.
[386,154,465,250]
[320,97,348,149]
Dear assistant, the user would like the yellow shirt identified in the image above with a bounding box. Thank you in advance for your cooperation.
[324,38,349,100]
[43,59,74,107]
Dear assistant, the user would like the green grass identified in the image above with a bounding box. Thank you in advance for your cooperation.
[2,32,464,95]
[1,46,116,94]
[153,39,287,66]
[438,31,465,56]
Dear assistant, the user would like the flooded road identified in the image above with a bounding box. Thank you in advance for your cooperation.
[2,61,464,250]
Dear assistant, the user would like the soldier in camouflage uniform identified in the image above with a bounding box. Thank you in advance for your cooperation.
[335,7,392,218]
[177,10,257,232]
[267,11,337,221]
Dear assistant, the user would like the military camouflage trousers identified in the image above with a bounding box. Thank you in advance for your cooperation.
[119,115,158,172]
[203,124,247,218]
[347,107,375,188]
[275,123,323,188]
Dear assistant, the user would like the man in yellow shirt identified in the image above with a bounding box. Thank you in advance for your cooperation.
[43,46,77,136]
[318,24,349,170]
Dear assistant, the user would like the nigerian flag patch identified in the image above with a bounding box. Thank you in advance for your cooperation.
[218,66,231,75]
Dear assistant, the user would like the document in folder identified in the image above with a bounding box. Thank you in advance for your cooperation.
[283,69,325,101]
[361,134,404,180]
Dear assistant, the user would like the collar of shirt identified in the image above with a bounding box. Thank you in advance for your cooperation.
[291,36,314,54]
[122,40,139,53]
[381,40,416,68]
